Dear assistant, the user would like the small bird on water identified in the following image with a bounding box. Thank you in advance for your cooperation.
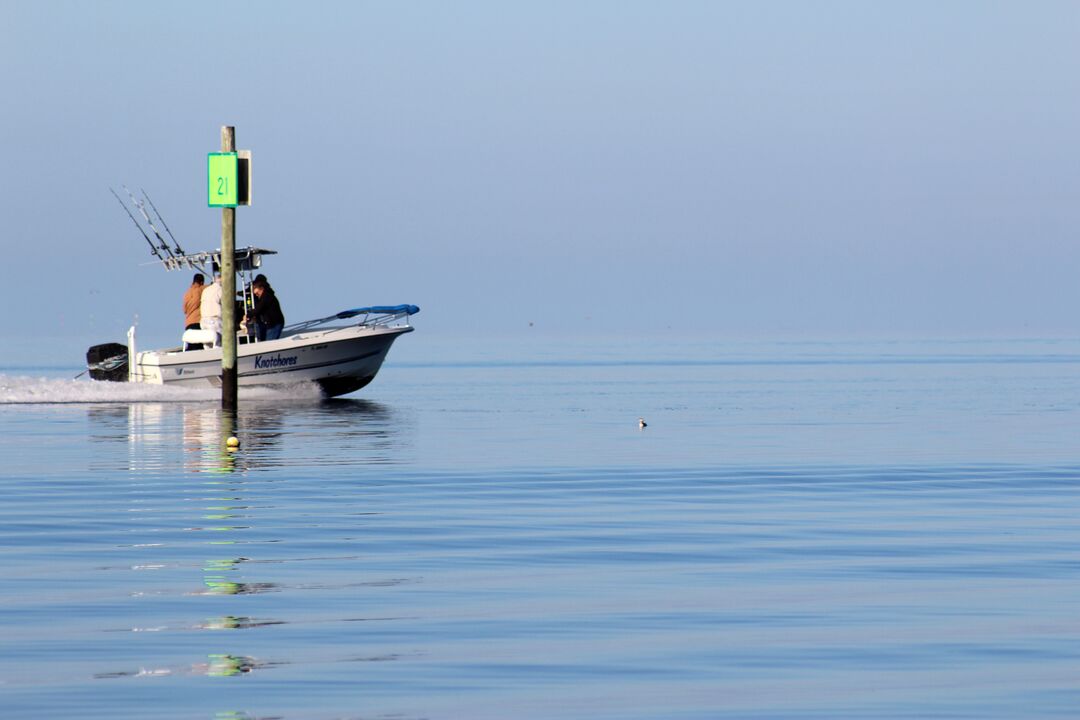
[639,417,647,429]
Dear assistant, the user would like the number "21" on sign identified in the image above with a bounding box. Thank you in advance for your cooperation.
[207,153,238,207]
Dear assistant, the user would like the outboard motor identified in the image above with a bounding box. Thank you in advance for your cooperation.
[85,343,128,382]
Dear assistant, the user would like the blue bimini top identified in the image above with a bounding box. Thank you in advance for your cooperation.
[336,305,420,319]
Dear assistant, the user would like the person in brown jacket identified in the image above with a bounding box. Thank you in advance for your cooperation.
[182,273,205,349]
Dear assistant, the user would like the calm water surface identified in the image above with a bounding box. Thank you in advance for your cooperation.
[3,337,1080,719]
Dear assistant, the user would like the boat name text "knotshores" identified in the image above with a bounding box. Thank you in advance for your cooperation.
[254,354,299,370]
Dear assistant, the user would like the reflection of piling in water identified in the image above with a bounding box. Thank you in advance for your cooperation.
[200,615,286,630]
[94,654,278,679]
[207,653,252,676]
[202,556,278,595]
[81,397,415,697]
[202,578,278,595]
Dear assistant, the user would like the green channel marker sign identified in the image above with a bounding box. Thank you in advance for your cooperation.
[208,152,238,207]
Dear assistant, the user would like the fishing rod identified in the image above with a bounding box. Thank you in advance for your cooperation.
[123,185,174,259]
[110,187,164,261]
[141,189,185,256]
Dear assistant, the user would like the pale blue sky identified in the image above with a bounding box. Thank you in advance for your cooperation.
[4,1,1080,358]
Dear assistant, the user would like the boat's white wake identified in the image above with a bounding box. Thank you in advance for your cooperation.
[0,374,324,404]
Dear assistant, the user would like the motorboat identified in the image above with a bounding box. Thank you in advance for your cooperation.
[86,245,418,398]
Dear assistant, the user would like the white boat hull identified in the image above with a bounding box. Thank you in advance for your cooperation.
[131,324,412,397]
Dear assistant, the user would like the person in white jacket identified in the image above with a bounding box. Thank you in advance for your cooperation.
[200,272,223,347]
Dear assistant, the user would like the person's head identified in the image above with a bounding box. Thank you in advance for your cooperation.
[252,280,266,297]
[193,273,205,285]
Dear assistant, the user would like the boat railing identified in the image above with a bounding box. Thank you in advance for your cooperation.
[283,305,420,334]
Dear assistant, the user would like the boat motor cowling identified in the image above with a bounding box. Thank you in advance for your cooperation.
[86,343,129,382]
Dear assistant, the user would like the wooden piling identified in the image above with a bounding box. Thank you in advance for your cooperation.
[220,125,238,410]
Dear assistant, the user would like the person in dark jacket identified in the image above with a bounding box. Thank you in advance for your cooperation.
[246,274,268,340]
[248,279,285,341]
